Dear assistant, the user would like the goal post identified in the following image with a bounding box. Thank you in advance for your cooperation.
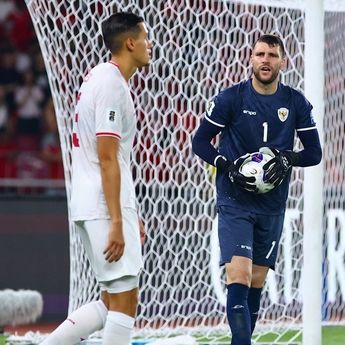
[303,1,324,345]
[24,0,345,344]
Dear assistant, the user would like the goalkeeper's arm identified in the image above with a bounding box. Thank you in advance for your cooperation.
[192,118,225,168]
[293,128,322,167]
[265,127,322,170]
[261,128,322,187]
[192,119,256,192]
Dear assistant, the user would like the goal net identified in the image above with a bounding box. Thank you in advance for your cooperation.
[25,0,345,343]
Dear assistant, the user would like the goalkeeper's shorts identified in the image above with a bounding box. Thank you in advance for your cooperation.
[217,205,284,270]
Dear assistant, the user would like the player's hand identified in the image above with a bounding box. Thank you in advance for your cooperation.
[260,147,292,186]
[138,217,146,245]
[103,219,125,263]
[217,155,257,192]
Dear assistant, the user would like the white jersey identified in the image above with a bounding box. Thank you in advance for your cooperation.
[70,62,137,221]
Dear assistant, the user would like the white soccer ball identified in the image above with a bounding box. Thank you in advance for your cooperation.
[239,152,275,194]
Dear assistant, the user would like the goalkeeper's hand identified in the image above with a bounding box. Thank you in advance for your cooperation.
[216,155,257,192]
[260,147,295,186]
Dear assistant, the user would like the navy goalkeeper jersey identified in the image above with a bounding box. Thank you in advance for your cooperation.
[206,79,317,214]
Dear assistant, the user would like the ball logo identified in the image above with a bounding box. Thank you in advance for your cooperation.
[248,167,258,174]
[251,153,263,163]
[241,163,259,175]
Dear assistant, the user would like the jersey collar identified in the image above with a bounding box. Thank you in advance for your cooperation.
[108,61,127,82]
[109,61,119,68]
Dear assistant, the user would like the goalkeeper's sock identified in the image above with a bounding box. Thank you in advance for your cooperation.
[40,300,107,345]
[247,287,262,334]
[102,311,135,345]
[227,283,251,345]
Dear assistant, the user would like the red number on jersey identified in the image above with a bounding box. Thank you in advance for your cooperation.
[72,112,80,147]
[72,133,80,147]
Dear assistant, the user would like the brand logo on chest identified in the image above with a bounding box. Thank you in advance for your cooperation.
[243,109,257,116]
[277,107,289,122]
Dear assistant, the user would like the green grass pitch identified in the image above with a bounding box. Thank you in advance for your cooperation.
[193,326,345,345]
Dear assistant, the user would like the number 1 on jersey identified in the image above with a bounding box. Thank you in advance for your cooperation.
[262,122,268,142]
[265,240,276,259]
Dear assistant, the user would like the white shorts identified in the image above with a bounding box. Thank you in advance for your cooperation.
[75,208,143,291]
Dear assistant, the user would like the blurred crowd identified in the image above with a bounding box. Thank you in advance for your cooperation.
[0,0,64,183]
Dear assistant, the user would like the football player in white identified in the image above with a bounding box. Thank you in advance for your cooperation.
[41,12,152,345]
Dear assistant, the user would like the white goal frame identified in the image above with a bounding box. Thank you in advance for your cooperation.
[302,1,323,345]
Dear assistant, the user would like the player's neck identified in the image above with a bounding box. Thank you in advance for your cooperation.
[251,78,279,95]
[110,56,137,81]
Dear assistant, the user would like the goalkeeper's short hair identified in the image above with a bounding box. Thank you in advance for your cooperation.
[252,34,286,57]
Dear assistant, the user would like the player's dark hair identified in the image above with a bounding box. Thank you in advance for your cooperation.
[252,34,286,58]
[102,12,144,54]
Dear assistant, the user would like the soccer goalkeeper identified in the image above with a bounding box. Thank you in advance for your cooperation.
[192,34,322,345]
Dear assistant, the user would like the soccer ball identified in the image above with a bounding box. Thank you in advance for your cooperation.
[239,152,275,194]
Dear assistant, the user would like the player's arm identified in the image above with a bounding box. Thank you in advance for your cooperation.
[192,119,256,192]
[94,72,126,262]
[192,118,223,167]
[294,128,322,166]
[138,216,146,245]
[262,128,322,186]
[97,136,124,263]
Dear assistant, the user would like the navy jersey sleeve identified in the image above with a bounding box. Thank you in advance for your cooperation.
[291,90,322,166]
[295,129,322,167]
[192,119,223,166]
[192,88,234,166]
[204,89,233,128]
[293,90,316,131]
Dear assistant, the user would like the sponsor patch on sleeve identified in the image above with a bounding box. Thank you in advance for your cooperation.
[108,110,116,122]
[206,100,215,116]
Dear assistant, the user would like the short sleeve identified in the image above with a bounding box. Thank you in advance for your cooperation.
[95,75,126,140]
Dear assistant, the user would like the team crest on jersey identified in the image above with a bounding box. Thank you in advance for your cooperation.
[206,100,215,115]
[277,107,289,122]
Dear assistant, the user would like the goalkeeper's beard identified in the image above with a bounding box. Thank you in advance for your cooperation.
[253,68,280,85]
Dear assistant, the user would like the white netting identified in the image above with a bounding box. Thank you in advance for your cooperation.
[24,0,345,343]
[323,11,345,325]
